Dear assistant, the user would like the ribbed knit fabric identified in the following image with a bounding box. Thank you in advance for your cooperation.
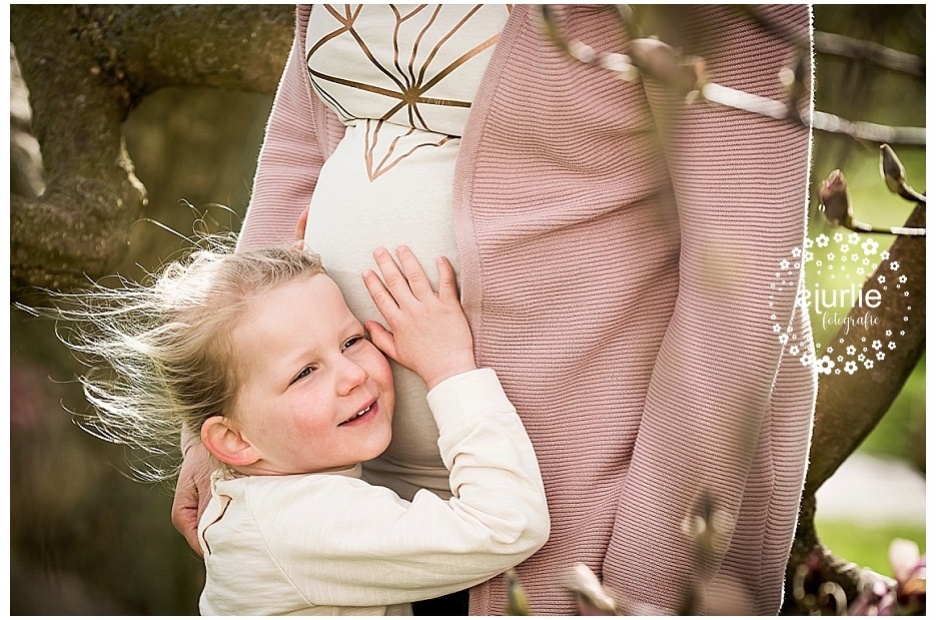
[238,5,816,615]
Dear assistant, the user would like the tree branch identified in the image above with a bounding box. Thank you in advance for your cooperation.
[813,30,925,77]
[9,5,294,298]
[804,202,926,496]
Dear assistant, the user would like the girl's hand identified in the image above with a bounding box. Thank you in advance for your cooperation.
[362,246,476,391]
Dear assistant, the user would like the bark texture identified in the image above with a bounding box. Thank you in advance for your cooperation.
[10,5,293,295]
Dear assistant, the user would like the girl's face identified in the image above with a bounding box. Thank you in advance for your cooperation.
[228,274,395,475]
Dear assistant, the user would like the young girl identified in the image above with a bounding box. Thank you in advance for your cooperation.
[59,239,549,615]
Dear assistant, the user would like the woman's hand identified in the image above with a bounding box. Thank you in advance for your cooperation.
[170,440,212,557]
[362,246,476,391]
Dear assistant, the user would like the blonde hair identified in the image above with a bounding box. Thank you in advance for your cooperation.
[48,235,325,480]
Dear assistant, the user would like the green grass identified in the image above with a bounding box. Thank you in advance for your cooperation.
[816,519,926,577]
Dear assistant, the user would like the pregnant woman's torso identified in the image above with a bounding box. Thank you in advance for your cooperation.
[303,4,510,499]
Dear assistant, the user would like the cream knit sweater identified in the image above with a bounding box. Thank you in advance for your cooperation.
[238,4,816,615]
[199,370,548,615]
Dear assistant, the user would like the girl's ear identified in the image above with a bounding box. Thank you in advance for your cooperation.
[201,416,261,468]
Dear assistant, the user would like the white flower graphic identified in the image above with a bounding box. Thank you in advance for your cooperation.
[878,275,887,284]
[888,341,896,350]
[881,250,890,260]
[861,238,879,255]
[899,275,907,284]
[885,330,892,337]
[872,340,882,351]
[844,361,858,375]
[779,259,790,270]
[858,353,866,361]
[851,253,859,262]
[876,352,885,361]
[840,244,850,253]
[814,355,835,375]
[864,359,874,369]
[846,345,856,356]
[800,352,813,367]
[891,261,900,271]
[792,247,802,258]
[833,232,844,243]
[779,333,789,345]
[816,234,829,248]
[848,232,860,245]
[804,250,814,262]
[773,324,781,333]
[815,355,835,375]
[790,345,800,356]
[827,252,836,261]
[804,238,814,249]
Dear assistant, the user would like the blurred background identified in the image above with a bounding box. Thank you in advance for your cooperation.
[9,5,925,615]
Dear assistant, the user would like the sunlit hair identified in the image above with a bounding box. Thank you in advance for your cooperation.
[47,235,325,481]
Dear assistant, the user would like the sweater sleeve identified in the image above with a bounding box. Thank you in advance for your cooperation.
[255,369,550,607]
[236,5,324,252]
[602,5,813,611]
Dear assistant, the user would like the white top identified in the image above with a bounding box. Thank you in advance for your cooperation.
[198,369,549,616]
[302,5,510,499]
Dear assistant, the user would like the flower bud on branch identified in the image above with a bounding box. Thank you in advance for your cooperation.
[819,169,925,237]
[564,563,620,616]
[880,144,927,204]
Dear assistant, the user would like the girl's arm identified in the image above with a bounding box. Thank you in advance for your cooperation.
[239,368,549,606]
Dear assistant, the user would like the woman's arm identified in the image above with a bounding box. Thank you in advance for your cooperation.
[236,4,325,252]
[602,5,814,612]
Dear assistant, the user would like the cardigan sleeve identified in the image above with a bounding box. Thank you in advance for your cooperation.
[236,5,324,252]
[602,5,813,611]
[247,369,550,607]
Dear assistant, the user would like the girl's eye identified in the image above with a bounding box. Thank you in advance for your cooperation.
[290,367,313,385]
[342,336,363,351]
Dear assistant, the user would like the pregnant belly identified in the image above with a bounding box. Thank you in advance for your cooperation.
[305,121,460,499]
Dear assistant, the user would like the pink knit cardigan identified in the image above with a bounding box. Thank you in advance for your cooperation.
[239,5,816,615]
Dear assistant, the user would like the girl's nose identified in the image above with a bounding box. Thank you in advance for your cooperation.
[335,356,369,396]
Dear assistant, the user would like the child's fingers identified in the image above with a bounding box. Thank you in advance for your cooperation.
[372,247,413,304]
[364,321,397,361]
[436,257,459,304]
[362,269,400,321]
[294,206,310,244]
[395,246,434,300]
